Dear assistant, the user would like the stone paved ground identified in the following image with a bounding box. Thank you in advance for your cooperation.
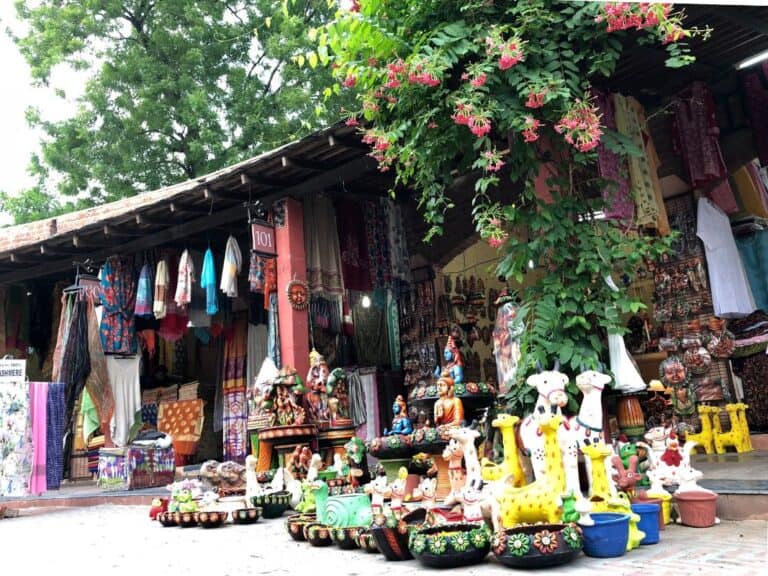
[1,506,765,575]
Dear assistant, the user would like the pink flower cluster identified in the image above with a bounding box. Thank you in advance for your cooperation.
[554,99,603,153]
[362,129,396,171]
[596,3,677,36]
[485,35,524,71]
[525,90,547,109]
[470,73,488,88]
[379,58,440,90]
[342,75,357,88]
[483,149,505,173]
[451,103,492,138]
[522,116,542,143]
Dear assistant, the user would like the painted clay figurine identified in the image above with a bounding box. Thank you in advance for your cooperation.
[384,395,413,435]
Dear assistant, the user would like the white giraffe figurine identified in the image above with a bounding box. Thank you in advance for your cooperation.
[566,369,612,496]
[520,364,581,500]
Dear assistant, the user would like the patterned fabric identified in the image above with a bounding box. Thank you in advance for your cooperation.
[142,402,159,427]
[304,194,345,295]
[220,235,243,298]
[60,299,90,472]
[158,252,188,342]
[51,294,73,383]
[223,391,247,463]
[595,89,634,222]
[672,81,728,188]
[153,259,169,319]
[158,399,205,456]
[346,368,367,429]
[0,380,33,496]
[385,199,411,284]
[85,296,114,441]
[248,251,267,292]
[134,262,154,317]
[174,249,195,308]
[743,69,768,166]
[364,199,392,289]
[99,256,137,354]
[46,381,66,489]
[613,94,662,229]
[268,292,281,367]
[336,199,372,291]
[201,248,219,315]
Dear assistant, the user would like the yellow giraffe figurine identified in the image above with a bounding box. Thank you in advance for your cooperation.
[580,442,615,512]
[713,404,745,454]
[491,414,567,531]
[734,403,753,452]
[481,414,526,486]
[687,405,717,455]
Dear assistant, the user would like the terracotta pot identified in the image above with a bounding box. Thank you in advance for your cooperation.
[493,523,582,569]
[409,523,492,568]
[674,491,718,528]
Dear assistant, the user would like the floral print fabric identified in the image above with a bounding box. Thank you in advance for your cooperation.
[99,256,137,354]
[0,380,33,496]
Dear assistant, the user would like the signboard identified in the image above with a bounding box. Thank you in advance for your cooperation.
[0,358,26,384]
[251,220,276,256]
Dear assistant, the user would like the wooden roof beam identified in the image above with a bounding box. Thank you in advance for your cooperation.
[328,134,370,151]
[134,213,168,227]
[240,172,287,188]
[281,155,325,172]
[169,201,212,215]
[103,224,142,238]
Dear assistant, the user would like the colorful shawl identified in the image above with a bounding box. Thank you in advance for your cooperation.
[174,248,195,308]
[85,296,115,445]
[158,399,205,457]
[336,199,372,291]
[222,317,248,462]
[153,259,169,319]
[134,262,154,317]
[29,381,48,495]
[46,381,66,489]
[99,256,137,354]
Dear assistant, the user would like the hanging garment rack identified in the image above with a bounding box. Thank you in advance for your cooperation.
[62,259,100,295]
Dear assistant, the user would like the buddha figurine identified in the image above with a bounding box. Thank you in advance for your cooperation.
[433,371,465,429]
[384,395,413,436]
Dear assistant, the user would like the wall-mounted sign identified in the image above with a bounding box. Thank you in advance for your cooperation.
[0,358,26,384]
[251,220,276,256]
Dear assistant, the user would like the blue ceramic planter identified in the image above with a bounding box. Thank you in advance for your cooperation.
[631,503,661,545]
[581,513,629,558]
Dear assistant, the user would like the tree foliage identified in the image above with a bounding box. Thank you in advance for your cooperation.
[1,0,348,223]
[318,0,705,404]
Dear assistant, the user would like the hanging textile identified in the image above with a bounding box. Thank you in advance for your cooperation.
[51,293,73,383]
[268,292,281,367]
[732,164,768,218]
[246,323,268,393]
[336,199,373,291]
[613,94,663,230]
[364,200,393,289]
[29,285,53,370]
[384,199,411,286]
[222,317,248,462]
[696,197,757,318]
[134,262,154,318]
[41,282,66,381]
[220,235,242,298]
[595,89,635,222]
[0,379,33,497]
[188,250,211,328]
[85,295,115,446]
[153,258,169,319]
[60,299,90,475]
[106,355,142,447]
[46,381,66,490]
[99,256,137,355]
[174,248,195,308]
[201,247,219,315]
[80,389,100,446]
[356,369,379,441]
[4,284,30,354]
[29,381,48,496]
[351,292,390,367]
[742,67,768,166]
[386,290,401,370]
[735,229,768,313]
[158,252,188,342]
[158,399,205,459]
[304,194,344,295]
[346,368,367,429]
[672,81,728,188]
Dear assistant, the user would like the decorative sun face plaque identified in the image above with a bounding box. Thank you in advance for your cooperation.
[286,279,310,310]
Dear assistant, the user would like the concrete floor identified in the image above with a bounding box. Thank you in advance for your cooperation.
[0,505,765,576]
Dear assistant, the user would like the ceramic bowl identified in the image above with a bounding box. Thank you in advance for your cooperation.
[285,513,316,541]
[232,507,261,525]
[157,511,178,527]
[409,523,492,568]
[492,523,583,569]
[370,508,426,561]
[177,511,198,528]
[197,511,228,529]
[251,490,291,519]
[331,526,361,550]
[355,528,379,553]
[303,522,334,547]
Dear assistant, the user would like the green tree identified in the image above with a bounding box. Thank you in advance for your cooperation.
[318,0,706,411]
[1,0,347,223]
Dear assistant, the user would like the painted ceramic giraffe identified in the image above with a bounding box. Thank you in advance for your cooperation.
[491,414,567,531]
[485,413,526,487]
[580,441,615,511]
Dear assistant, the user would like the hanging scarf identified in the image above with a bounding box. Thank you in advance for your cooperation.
[99,256,137,354]
[220,235,242,298]
[174,249,195,308]
[304,194,345,295]
[222,317,248,462]
[153,259,169,319]
[85,295,115,446]
[46,381,66,489]
[201,247,219,315]
[135,262,154,317]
